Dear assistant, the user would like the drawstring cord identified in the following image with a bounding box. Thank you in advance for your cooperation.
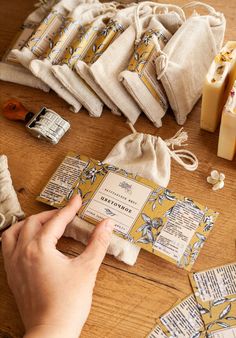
[127,123,198,172]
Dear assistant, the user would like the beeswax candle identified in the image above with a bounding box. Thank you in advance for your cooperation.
[201,41,236,132]
[217,81,236,160]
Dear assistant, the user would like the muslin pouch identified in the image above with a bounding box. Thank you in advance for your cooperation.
[64,126,198,265]
[11,0,99,69]
[73,4,142,116]
[29,3,106,113]
[155,1,226,125]
[0,155,25,231]
[0,0,56,91]
[52,5,119,116]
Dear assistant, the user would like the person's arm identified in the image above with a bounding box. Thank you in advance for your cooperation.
[2,195,114,338]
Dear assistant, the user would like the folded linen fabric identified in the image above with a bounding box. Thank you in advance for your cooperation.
[64,127,198,265]
[155,1,226,125]
[30,2,106,113]
[0,155,25,231]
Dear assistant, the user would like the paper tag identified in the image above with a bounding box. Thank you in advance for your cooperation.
[189,262,236,334]
[158,294,205,338]
[83,19,124,65]
[128,29,169,111]
[147,323,168,338]
[210,327,236,338]
[26,11,65,57]
[37,153,218,271]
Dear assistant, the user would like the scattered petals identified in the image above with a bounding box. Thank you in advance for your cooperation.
[207,169,225,191]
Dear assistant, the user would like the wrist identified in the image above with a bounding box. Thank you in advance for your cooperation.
[24,324,81,338]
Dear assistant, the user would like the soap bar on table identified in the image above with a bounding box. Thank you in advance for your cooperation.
[201,41,236,132]
[217,80,236,160]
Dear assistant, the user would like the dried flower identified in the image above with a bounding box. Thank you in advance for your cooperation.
[207,170,225,191]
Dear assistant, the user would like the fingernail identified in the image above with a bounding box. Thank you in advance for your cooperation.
[104,219,115,233]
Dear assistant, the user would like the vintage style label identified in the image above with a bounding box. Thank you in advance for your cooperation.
[45,18,84,64]
[83,19,124,65]
[37,153,218,271]
[158,294,206,338]
[189,262,236,335]
[147,323,168,338]
[26,10,65,57]
[60,23,101,69]
[128,29,169,111]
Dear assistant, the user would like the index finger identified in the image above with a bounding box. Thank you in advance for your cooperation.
[39,195,82,244]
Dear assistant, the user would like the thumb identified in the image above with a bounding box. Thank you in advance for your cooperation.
[80,219,114,271]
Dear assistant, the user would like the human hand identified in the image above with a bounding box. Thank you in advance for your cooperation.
[2,195,114,338]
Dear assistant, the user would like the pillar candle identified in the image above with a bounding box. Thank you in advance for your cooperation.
[201,41,236,132]
[217,80,236,160]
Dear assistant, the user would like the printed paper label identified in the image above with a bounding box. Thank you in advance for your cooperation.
[159,294,205,338]
[210,327,236,337]
[147,324,168,338]
[189,263,236,334]
[154,201,204,262]
[82,171,152,235]
[37,153,218,271]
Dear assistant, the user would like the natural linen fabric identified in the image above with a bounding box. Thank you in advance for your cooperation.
[29,3,106,113]
[155,2,226,125]
[73,5,144,116]
[0,155,25,231]
[89,7,157,124]
[64,127,198,265]
[52,7,118,117]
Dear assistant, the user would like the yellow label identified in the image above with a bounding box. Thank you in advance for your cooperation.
[60,23,100,69]
[26,10,65,57]
[189,263,236,335]
[83,19,124,65]
[37,153,218,271]
[128,29,169,110]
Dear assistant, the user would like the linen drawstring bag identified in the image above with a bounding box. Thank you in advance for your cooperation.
[155,1,226,125]
[52,5,119,116]
[64,126,198,265]
[29,3,107,113]
[0,0,56,91]
[120,3,185,127]
[73,4,144,116]
[89,5,174,124]
[0,155,25,231]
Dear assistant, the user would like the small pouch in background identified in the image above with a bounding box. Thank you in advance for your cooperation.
[0,155,25,231]
[0,0,56,91]
[52,5,119,116]
[74,4,141,116]
[64,126,198,266]
[155,1,226,125]
[89,4,155,124]
[30,2,104,113]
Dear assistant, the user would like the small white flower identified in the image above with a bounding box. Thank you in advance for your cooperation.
[207,170,225,191]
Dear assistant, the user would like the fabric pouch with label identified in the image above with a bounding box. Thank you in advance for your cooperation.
[120,3,184,127]
[189,262,236,337]
[73,4,142,116]
[89,6,160,124]
[155,2,226,125]
[29,3,108,113]
[0,0,56,91]
[0,155,25,231]
[37,127,199,266]
[51,5,119,116]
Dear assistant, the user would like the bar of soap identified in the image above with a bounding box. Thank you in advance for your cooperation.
[217,80,236,160]
[201,41,236,132]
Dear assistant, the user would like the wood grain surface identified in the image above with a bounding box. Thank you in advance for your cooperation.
[0,1,236,337]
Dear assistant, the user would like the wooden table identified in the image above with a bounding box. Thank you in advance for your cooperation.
[0,1,235,337]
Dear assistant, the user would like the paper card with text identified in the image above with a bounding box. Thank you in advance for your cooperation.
[37,153,219,271]
[146,321,168,338]
[189,262,236,337]
[156,294,206,338]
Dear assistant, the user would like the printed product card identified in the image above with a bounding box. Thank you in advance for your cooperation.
[157,294,206,338]
[37,153,219,271]
[189,263,236,337]
[147,322,168,338]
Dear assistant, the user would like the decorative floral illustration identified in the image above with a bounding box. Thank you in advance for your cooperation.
[104,208,116,217]
[136,213,163,244]
[119,181,132,194]
[149,188,176,210]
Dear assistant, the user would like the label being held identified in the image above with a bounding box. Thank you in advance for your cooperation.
[37,153,218,271]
